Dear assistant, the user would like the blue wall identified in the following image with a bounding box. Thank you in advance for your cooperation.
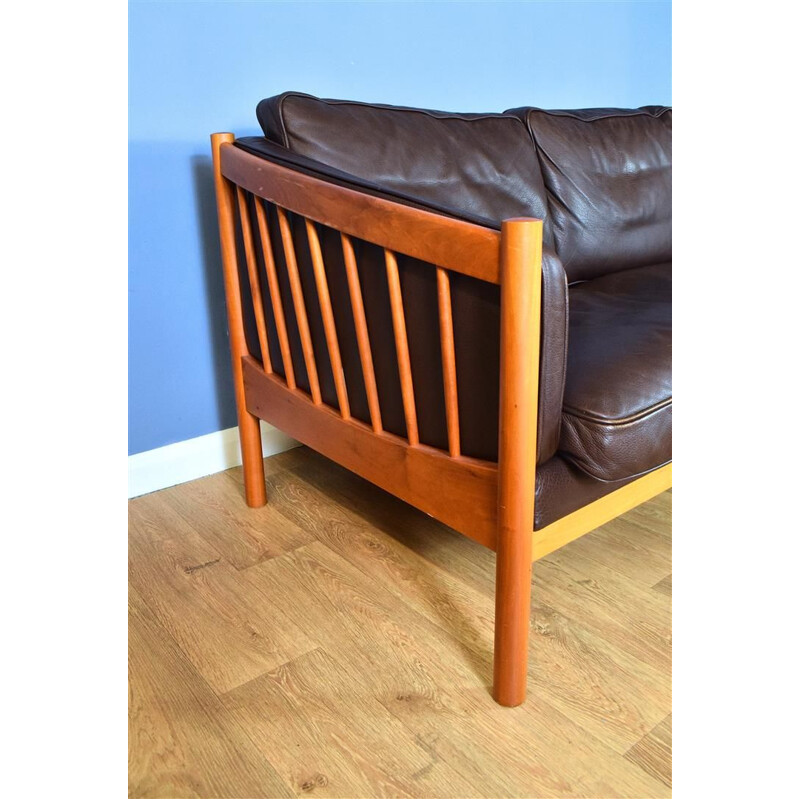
[129,0,671,455]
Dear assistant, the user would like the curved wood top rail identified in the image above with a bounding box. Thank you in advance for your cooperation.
[220,142,502,284]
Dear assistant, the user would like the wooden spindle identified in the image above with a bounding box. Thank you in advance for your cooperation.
[254,199,296,389]
[276,206,322,404]
[384,248,419,446]
[236,187,271,373]
[341,234,382,433]
[305,219,350,419]
[437,268,460,457]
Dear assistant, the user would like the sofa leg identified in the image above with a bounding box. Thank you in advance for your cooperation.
[211,131,267,508]
[493,218,542,706]
[239,413,267,508]
[493,522,533,706]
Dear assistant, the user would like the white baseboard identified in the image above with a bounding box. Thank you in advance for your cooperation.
[128,422,300,499]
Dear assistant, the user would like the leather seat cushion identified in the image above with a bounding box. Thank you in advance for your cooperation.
[559,262,672,482]
[534,455,638,530]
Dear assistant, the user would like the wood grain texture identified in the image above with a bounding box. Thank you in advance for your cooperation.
[261,453,669,755]
[627,489,672,534]
[129,446,672,798]
[129,493,316,693]
[223,649,434,799]
[128,587,293,799]
[532,547,672,676]
[224,643,479,798]
[241,540,665,798]
[290,448,671,677]
[261,469,498,673]
[625,714,672,789]
[566,513,672,590]
[652,573,672,597]
[161,470,314,570]
[220,142,502,283]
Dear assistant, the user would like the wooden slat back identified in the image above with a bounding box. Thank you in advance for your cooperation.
[341,233,383,433]
[437,268,460,457]
[305,219,350,419]
[253,197,296,389]
[235,187,271,373]
[276,206,322,405]
[384,248,419,446]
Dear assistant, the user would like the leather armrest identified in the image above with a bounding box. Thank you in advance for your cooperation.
[537,246,568,464]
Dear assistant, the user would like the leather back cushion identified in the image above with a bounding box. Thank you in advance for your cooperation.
[505,106,671,281]
[258,92,549,223]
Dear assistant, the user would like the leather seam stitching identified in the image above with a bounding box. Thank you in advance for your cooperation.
[562,397,671,426]
[558,453,673,484]
[526,107,671,122]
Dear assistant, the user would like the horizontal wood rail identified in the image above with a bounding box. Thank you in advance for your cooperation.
[220,142,502,283]
[242,357,499,547]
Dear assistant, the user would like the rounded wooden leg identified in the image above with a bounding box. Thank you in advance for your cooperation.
[492,218,542,706]
[493,535,533,706]
[240,412,267,508]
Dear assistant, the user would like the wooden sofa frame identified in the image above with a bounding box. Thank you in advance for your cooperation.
[211,133,672,707]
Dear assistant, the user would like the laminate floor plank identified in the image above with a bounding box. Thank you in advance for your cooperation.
[254,468,670,754]
[652,573,672,597]
[625,713,672,790]
[563,516,672,589]
[162,470,314,569]
[294,450,672,677]
[129,447,672,798]
[128,587,294,799]
[532,548,672,675]
[223,648,478,799]
[129,493,316,693]
[240,541,665,798]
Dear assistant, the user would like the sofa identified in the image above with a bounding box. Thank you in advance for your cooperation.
[210,91,672,706]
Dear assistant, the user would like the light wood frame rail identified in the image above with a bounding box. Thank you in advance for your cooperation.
[211,133,672,707]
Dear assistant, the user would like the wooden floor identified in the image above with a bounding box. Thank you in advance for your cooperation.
[129,446,672,799]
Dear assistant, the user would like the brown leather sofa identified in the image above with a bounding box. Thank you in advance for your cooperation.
[210,92,672,706]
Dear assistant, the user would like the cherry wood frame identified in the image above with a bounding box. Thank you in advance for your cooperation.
[211,133,672,707]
